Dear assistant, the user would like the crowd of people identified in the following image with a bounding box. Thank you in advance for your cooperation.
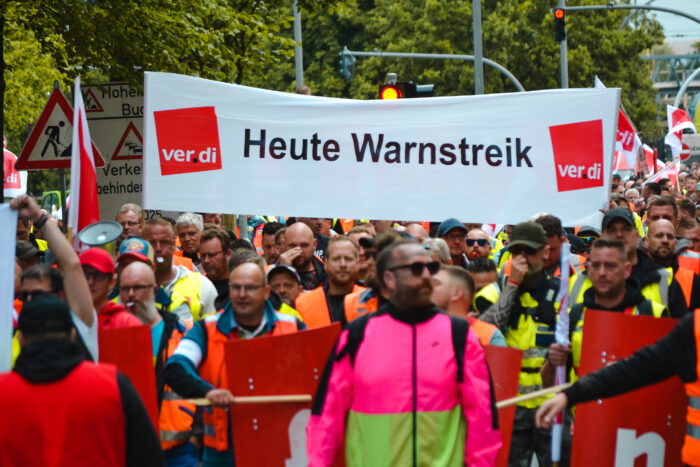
[7,162,700,466]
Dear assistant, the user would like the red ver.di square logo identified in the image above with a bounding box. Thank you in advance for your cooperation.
[154,106,222,176]
[549,119,604,192]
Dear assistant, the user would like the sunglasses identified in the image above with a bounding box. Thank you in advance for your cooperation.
[466,239,489,247]
[509,245,540,256]
[19,290,55,302]
[389,261,440,276]
[84,270,110,282]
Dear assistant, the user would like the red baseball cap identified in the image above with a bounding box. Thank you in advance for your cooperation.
[79,247,115,275]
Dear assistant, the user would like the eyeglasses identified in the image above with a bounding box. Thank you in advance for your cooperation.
[121,284,154,293]
[510,245,541,256]
[119,221,140,228]
[200,250,224,260]
[389,261,440,276]
[443,233,466,242]
[466,239,489,247]
[19,290,54,302]
[230,284,265,294]
[84,270,110,282]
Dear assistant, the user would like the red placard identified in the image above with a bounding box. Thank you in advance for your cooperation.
[571,311,684,467]
[484,345,523,467]
[99,326,159,434]
[226,324,341,467]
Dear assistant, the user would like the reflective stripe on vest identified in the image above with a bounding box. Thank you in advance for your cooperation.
[679,253,700,275]
[504,292,557,408]
[640,267,671,307]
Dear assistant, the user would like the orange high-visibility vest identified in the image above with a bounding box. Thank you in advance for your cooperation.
[683,311,700,465]
[676,267,695,308]
[172,252,194,272]
[159,319,196,451]
[296,285,365,329]
[344,288,380,323]
[467,316,499,347]
[680,250,700,275]
[199,317,299,451]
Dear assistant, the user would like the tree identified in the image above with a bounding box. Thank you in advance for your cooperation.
[2,0,333,192]
[264,0,664,144]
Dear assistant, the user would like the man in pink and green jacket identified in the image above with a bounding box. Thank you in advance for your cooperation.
[307,240,501,466]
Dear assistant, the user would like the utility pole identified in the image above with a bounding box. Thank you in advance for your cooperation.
[473,0,484,94]
[559,0,568,89]
[293,0,304,86]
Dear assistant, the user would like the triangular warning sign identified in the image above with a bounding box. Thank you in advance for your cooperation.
[16,88,105,170]
[112,122,143,161]
[83,88,104,113]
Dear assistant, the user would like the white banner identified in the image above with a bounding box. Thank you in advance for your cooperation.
[0,204,18,372]
[143,72,619,226]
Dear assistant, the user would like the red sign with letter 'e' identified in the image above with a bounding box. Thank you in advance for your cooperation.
[549,119,604,192]
[154,106,222,176]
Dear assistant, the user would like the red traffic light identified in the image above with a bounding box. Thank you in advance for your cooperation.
[380,85,402,99]
[554,8,565,19]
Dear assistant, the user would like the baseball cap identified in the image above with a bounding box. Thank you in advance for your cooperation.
[16,241,43,259]
[601,208,635,231]
[437,218,467,237]
[18,295,73,336]
[577,225,601,238]
[79,247,115,275]
[267,264,301,285]
[117,237,154,265]
[508,222,548,249]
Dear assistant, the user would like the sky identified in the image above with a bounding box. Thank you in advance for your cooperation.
[651,0,700,41]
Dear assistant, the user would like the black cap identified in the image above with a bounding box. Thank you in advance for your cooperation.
[358,237,376,249]
[508,222,548,249]
[18,295,73,336]
[437,218,467,237]
[601,208,635,231]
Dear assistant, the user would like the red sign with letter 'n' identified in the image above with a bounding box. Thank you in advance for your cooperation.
[549,119,604,192]
[154,106,222,176]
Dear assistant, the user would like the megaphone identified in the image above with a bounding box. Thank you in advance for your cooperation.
[78,221,123,246]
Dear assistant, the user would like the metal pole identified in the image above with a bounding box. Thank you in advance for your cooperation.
[293,0,304,86]
[237,215,248,243]
[559,0,568,88]
[473,0,484,94]
[59,169,67,230]
[342,49,525,92]
[55,80,68,230]
[563,4,700,25]
[673,66,700,108]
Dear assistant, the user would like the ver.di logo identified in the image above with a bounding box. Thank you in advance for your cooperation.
[154,106,223,176]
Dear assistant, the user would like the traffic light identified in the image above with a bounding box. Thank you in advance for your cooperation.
[379,81,434,99]
[554,8,566,42]
[379,84,403,99]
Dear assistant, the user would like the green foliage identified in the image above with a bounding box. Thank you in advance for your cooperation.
[264,0,665,143]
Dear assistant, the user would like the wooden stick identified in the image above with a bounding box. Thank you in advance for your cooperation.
[188,394,312,406]
[496,383,572,409]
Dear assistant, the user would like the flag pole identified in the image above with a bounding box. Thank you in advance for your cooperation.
[551,242,571,465]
